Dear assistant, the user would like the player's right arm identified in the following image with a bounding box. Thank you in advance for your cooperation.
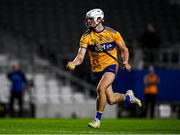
[67,32,89,70]
[66,47,87,70]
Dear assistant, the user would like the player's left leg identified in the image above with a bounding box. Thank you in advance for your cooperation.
[106,86,142,107]
[88,72,138,128]
[88,71,128,128]
[88,72,142,128]
[102,70,141,107]
[106,86,134,105]
[106,85,125,105]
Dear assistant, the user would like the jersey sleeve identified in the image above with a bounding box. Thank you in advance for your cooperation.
[80,35,88,49]
[113,31,124,45]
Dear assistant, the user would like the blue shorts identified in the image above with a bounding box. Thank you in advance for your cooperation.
[92,64,118,84]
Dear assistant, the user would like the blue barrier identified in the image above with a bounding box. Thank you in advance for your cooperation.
[112,69,180,102]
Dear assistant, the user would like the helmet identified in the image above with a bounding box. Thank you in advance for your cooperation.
[86,8,104,22]
[85,8,104,29]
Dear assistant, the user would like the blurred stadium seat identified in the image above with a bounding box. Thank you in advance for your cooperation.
[0,74,10,103]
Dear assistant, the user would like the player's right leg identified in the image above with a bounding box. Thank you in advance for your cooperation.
[88,72,115,128]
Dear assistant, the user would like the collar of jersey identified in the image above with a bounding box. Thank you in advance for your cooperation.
[93,26,105,33]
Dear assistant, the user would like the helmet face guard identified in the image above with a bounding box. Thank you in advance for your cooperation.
[85,8,104,29]
[85,17,96,29]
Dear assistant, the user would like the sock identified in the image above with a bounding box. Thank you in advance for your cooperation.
[124,95,131,104]
[95,111,103,121]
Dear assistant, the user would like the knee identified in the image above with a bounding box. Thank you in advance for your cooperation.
[107,97,115,105]
[97,85,106,94]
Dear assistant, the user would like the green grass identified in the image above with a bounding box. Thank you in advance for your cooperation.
[0,118,180,134]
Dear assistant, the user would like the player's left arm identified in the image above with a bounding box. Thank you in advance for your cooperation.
[115,32,131,71]
[116,40,131,71]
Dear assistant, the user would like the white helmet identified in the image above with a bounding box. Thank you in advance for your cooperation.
[86,8,104,22]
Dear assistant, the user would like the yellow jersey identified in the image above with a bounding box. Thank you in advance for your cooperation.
[80,26,124,72]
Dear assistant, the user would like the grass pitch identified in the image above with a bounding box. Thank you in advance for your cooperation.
[0,118,179,134]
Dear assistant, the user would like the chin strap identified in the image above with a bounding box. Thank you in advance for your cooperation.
[94,19,103,29]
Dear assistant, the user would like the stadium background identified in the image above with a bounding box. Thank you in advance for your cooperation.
[0,0,179,120]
